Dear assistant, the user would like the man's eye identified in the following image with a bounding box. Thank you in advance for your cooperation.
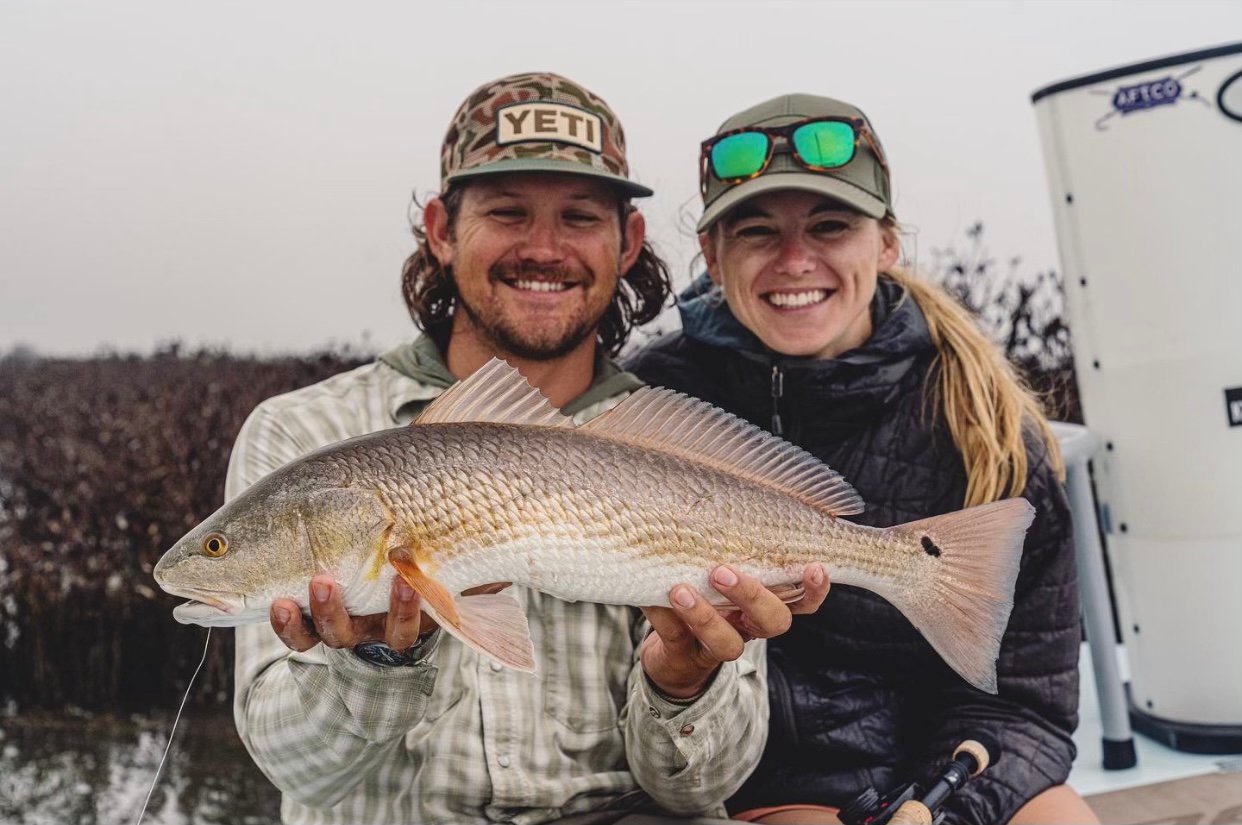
[813,220,850,234]
[565,212,602,225]
[489,208,524,220]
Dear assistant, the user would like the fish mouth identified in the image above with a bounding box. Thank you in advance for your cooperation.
[162,585,244,617]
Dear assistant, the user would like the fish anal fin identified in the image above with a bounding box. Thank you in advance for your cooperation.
[413,358,570,428]
[707,582,807,611]
[388,546,461,627]
[766,582,806,604]
[581,387,864,517]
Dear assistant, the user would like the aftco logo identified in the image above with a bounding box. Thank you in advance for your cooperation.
[1226,387,1242,427]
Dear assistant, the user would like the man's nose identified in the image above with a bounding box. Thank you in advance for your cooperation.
[517,216,566,264]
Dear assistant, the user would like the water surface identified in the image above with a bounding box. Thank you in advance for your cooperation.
[0,709,280,825]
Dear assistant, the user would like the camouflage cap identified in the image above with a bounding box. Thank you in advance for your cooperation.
[440,71,652,198]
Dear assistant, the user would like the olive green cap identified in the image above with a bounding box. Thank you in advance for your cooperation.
[697,93,892,232]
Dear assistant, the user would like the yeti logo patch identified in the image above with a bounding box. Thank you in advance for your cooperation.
[496,102,603,152]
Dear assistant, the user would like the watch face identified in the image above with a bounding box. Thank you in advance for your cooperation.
[353,637,434,667]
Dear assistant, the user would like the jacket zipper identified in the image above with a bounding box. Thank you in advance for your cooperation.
[770,363,784,436]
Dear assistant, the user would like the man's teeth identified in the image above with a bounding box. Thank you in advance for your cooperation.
[765,289,828,308]
[513,279,571,292]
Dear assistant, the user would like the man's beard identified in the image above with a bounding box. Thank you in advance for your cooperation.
[454,261,612,361]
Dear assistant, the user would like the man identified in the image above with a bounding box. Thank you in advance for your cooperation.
[228,72,830,824]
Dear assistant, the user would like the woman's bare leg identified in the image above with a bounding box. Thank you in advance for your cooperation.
[743,806,842,824]
[1009,785,1100,824]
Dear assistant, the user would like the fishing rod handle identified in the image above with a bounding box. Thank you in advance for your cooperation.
[953,738,991,776]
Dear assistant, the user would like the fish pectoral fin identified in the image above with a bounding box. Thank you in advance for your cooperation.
[707,582,807,611]
[387,546,461,627]
[386,547,535,673]
[446,592,536,673]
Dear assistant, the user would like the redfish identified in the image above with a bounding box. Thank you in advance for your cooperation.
[154,359,1033,693]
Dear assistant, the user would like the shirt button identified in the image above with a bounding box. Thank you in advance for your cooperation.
[498,755,511,768]
[680,724,695,737]
[490,661,504,672]
[648,706,660,719]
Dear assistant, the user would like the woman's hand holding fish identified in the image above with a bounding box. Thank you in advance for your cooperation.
[639,563,830,700]
[270,575,511,653]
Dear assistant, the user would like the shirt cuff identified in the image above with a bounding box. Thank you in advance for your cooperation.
[636,655,750,724]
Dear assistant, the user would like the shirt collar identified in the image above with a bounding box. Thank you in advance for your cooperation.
[378,334,645,424]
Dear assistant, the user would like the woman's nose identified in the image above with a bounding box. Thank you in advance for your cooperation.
[774,235,815,277]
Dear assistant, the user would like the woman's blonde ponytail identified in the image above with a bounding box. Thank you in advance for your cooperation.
[882,267,1065,507]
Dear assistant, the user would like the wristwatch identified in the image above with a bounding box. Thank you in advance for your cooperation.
[353,630,439,667]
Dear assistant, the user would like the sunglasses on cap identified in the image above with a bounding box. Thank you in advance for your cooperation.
[699,117,888,196]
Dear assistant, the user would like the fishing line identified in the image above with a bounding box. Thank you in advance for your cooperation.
[134,626,212,825]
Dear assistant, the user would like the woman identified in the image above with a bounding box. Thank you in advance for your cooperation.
[626,94,1099,824]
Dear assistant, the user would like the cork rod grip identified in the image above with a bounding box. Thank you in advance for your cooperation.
[887,800,933,824]
[953,738,991,776]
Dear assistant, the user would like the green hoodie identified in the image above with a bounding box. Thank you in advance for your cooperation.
[379,335,645,420]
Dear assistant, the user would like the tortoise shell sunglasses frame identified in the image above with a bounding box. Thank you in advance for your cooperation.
[699,116,889,197]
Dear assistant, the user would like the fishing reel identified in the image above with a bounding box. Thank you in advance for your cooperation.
[838,733,1000,825]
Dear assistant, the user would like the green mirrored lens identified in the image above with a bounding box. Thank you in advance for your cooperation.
[711,132,770,180]
[792,121,856,168]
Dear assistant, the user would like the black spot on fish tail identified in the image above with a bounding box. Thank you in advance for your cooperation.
[921,535,942,558]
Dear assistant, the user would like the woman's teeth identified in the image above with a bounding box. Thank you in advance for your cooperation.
[513,279,571,292]
[765,289,828,308]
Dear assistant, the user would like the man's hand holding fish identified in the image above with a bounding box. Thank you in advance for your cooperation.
[269,575,511,654]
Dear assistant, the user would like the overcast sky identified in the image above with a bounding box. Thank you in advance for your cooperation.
[1,0,1238,356]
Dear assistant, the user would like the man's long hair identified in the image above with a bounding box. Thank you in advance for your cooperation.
[401,184,672,357]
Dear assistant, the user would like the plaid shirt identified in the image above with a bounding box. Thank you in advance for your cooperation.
[228,340,770,824]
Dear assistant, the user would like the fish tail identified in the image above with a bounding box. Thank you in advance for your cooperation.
[883,498,1035,694]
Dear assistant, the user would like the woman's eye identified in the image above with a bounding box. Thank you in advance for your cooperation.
[813,220,850,234]
[734,224,776,238]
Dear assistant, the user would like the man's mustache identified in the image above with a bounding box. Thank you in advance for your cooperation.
[489,261,590,285]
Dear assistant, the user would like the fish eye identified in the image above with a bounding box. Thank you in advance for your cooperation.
[202,533,229,558]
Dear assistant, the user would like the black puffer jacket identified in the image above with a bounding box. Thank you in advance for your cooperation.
[625,276,1080,824]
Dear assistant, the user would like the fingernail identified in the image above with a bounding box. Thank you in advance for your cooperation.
[811,565,825,586]
[272,606,291,626]
[673,586,696,609]
[395,579,415,602]
[311,581,331,603]
[713,566,739,587]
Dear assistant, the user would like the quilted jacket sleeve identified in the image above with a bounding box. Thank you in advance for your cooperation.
[913,430,1081,824]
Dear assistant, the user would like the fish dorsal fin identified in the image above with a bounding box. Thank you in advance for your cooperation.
[581,387,864,517]
[413,358,571,428]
